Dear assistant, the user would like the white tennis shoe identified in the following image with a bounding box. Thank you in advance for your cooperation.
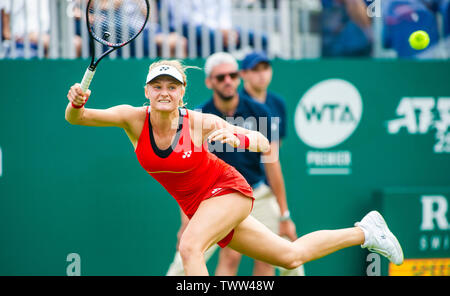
[355,211,404,266]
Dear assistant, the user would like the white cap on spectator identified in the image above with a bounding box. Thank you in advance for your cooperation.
[146,65,185,84]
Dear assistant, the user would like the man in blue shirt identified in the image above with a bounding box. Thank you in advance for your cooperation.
[239,51,305,276]
[240,52,287,141]
[166,52,297,276]
[321,0,373,57]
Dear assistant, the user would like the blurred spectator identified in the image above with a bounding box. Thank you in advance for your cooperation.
[421,0,440,11]
[419,0,449,44]
[72,0,87,57]
[1,1,9,40]
[258,0,280,9]
[73,0,187,58]
[0,3,7,58]
[441,0,450,37]
[165,0,268,56]
[141,0,187,57]
[383,0,440,58]
[73,0,113,58]
[321,0,373,57]
[0,0,50,58]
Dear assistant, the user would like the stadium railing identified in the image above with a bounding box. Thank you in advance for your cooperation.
[0,0,448,60]
[0,0,322,60]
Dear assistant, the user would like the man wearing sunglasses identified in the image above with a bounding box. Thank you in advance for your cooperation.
[166,52,298,276]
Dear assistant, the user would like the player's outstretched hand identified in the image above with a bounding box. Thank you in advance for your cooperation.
[208,128,242,148]
[67,83,91,108]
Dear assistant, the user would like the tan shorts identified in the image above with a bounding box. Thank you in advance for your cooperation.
[250,182,281,234]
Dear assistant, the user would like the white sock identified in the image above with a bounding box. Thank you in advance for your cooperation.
[355,222,370,248]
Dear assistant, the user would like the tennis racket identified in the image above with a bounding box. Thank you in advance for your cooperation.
[80,0,150,92]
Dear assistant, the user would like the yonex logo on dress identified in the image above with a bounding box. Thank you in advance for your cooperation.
[182,151,192,158]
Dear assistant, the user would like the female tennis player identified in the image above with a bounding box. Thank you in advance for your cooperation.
[65,60,403,275]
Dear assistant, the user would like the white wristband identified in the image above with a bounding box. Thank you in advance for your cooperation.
[280,210,291,222]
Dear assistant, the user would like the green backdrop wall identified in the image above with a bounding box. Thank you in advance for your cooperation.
[0,59,449,275]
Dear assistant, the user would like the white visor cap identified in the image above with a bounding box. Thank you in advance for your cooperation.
[146,65,184,84]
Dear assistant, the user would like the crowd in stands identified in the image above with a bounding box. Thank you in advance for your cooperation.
[321,0,449,58]
[0,0,449,59]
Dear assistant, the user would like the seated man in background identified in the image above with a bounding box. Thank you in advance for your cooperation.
[0,0,51,58]
[164,0,268,56]
[73,0,187,58]
[321,0,373,57]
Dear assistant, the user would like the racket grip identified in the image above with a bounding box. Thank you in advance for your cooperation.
[80,68,96,93]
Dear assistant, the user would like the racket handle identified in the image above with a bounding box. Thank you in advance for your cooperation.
[80,68,96,93]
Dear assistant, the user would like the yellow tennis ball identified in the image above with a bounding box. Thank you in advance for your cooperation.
[409,30,430,50]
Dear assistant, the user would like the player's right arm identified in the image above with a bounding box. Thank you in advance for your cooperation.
[65,83,133,129]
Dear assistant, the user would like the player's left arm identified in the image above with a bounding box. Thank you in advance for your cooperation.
[193,111,270,153]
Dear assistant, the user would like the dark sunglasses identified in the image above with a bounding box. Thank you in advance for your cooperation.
[213,72,239,82]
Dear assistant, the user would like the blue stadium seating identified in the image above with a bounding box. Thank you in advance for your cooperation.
[441,0,450,36]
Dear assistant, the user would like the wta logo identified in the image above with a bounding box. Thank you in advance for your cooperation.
[295,79,363,149]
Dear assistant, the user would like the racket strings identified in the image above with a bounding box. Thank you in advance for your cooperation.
[88,0,149,47]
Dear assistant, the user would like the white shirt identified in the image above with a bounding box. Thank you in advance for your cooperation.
[0,0,50,38]
[123,1,148,30]
[0,0,9,10]
[167,0,232,30]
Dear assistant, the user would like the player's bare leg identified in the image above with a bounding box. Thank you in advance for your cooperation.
[229,215,365,269]
[178,193,252,276]
[229,211,403,269]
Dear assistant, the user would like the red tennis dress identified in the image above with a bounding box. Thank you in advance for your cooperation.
[135,107,254,247]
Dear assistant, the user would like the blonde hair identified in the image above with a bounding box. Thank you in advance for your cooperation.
[147,60,199,107]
